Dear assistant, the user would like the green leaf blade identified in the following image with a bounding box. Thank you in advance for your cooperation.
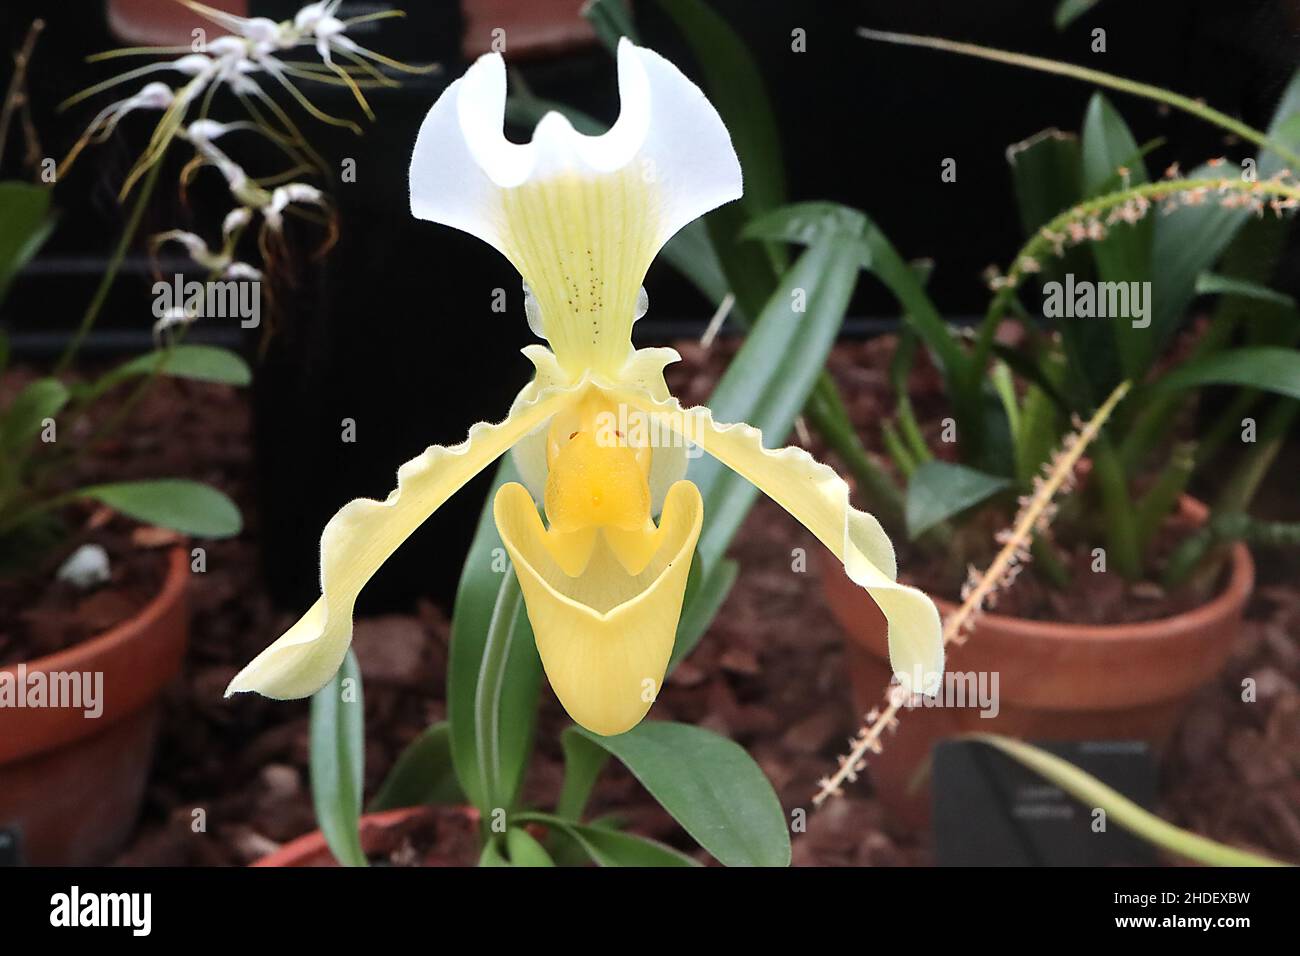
[574,721,790,867]
[905,461,1010,540]
[102,345,251,390]
[78,479,241,538]
[309,650,367,867]
[369,722,464,811]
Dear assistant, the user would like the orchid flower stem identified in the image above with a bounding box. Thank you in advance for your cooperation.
[857,28,1300,170]
[0,18,42,169]
[53,153,164,376]
[815,382,1130,806]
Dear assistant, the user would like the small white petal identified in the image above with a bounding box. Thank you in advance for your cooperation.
[206,36,249,59]
[172,54,216,77]
[223,206,253,237]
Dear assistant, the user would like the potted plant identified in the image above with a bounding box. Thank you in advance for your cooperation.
[0,3,422,863]
[507,4,1300,826]
[796,30,1300,824]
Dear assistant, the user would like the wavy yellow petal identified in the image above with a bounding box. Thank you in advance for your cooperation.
[226,381,584,700]
[615,389,944,695]
[494,480,703,735]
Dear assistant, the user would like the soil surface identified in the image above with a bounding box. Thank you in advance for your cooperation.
[0,518,168,666]
[7,340,1294,867]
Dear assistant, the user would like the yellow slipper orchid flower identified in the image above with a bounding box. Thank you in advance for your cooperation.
[226,38,943,735]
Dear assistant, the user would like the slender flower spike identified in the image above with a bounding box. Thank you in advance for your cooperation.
[226,39,943,734]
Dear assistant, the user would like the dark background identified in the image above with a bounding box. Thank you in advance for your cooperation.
[2,0,1297,614]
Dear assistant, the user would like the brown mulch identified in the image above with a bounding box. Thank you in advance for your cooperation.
[7,340,1292,866]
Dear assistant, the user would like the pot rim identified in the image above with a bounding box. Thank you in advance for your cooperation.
[923,495,1254,643]
[1,544,190,676]
[929,537,1253,644]
[0,544,191,765]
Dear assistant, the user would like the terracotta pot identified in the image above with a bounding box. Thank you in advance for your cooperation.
[0,546,190,865]
[253,806,480,867]
[822,498,1254,830]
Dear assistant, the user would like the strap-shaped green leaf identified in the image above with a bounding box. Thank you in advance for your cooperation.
[973,734,1287,867]
[92,345,251,397]
[447,458,543,814]
[906,461,1010,540]
[1154,346,1300,400]
[518,811,699,867]
[692,240,862,569]
[0,181,54,303]
[1,377,68,456]
[78,479,241,538]
[369,722,464,811]
[309,649,367,867]
[571,721,790,867]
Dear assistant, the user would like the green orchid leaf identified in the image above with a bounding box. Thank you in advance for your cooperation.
[657,0,785,247]
[96,345,251,394]
[906,461,1010,540]
[556,726,612,822]
[1007,128,1082,242]
[691,240,862,570]
[309,649,367,867]
[447,458,543,815]
[478,841,510,866]
[1148,67,1300,369]
[582,0,639,50]
[973,734,1286,867]
[1054,0,1101,30]
[503,69,607,135]
[1153,346,1300,400]
[1195,271,1297,310]
[505,827,556,867]
[655,0,787,311]
[742,202,968,385]
[670,556,738,668]
[1080,93,1152,383]
[988,341,1071,413]
[660,219,735,315]
[1258,64,1300,181]
[78,479,241,537]
[572,721,790,867]
[1148,161,1249,366]
[369,722,465,811]
[520,811,699,867]
[0,181,54,304]
[1,377,68,455]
